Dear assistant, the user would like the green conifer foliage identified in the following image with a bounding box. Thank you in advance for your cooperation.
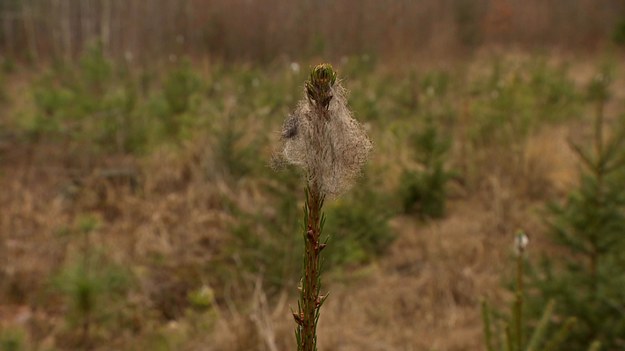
[482,231,577,351]
[530,67,625,350]
[399,114,454,219]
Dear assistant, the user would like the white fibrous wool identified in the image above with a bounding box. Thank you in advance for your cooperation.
[280,84,372,196]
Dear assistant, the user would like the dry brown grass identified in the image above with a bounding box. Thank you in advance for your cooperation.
[192,195,545,351]
[0,119,578,350]
[245,118,587,349]
[0,55,602,350]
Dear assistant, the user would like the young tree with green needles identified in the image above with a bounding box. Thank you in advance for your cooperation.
[277,64,371,351]
[482,231,578,351]
[399,113,453,219]
[529,68,625,350]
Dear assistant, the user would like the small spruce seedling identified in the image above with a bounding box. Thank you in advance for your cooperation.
[278,64,371,351]
[482,231,578,351]
[529,66,625,350]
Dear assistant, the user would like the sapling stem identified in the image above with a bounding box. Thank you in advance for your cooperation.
[294,185,326,351]
[514,230,528,351]
[280,64,371,351]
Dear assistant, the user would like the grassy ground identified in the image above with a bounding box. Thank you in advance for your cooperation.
[0,51,622,350]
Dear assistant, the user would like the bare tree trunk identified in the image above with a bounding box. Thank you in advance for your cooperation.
[80,0,95,49]
[61,0,72,60]
[1,5,16,59]
[101,0,111,56]
[50,0,61,59]
[22,0,39,62]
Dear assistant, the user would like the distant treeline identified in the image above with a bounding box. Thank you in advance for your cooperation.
[0,0,623,63]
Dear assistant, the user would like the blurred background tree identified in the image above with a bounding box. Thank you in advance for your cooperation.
[1,0,624,64]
